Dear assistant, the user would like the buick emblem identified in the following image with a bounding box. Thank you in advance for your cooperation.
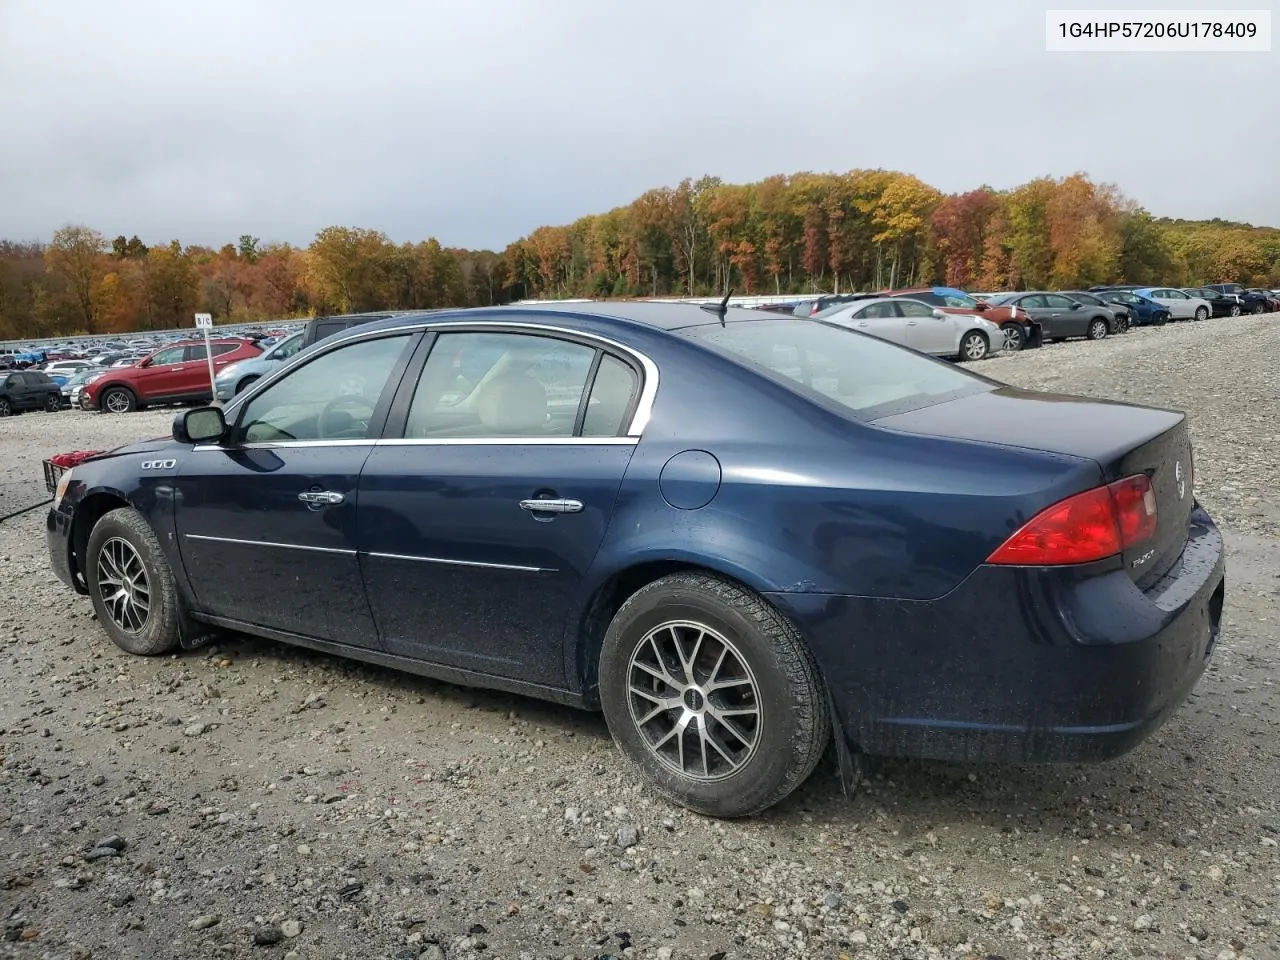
[1175,461,1186,500]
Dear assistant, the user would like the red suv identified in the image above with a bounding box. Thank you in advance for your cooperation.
[84,338,263,413]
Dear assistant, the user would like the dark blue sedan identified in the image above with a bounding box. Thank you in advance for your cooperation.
[45,303,1225,817]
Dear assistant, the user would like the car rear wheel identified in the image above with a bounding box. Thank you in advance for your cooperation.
[235,374,260,395]
[598,572,831,818]
[1194,306,1209,321]
[101,386,137,413]
[86,508,184,656]
[1253,303,1265,315]
[44,393,61,412]
[1000,324,1023,351]
[1087,318,1108,340]
[959,331,989,361]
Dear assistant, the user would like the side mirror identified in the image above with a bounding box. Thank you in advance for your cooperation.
[974,300,989,310]
[174,406,226,444]
[1070,302,1082,309]
[931,308,948,319]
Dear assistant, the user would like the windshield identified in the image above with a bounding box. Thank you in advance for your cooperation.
[678,318,992,420]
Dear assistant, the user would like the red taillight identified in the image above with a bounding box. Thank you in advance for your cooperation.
[987,474,1157,566]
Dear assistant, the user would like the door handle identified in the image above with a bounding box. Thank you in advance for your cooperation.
[905,320,918,326]
[520,498,583,515]
[298,490,345,505]
[854,321,868,328]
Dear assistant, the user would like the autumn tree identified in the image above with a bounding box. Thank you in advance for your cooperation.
[45,225,107,333]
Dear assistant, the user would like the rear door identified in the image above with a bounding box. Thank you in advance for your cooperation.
[357,327,644,688]
[175,330,418,646]
[5,373,31,409]
[182,342,243,397]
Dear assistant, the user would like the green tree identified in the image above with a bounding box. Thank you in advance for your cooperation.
[45,225,107,333]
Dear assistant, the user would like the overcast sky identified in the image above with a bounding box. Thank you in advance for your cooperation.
[1,0,1276,250]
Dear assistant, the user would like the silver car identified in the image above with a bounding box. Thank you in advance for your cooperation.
[213,331,304,400]
[815,297,1005,361]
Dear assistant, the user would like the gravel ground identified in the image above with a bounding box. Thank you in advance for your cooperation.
[3,315,1279,960]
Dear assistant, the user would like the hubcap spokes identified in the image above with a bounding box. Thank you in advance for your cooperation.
[106,392,128,413]
[96,537,151,634]
[626,621,761,781]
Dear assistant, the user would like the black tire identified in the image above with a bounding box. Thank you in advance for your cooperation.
[1086,318,1108,340]
[86,507,185,656]
[44,393,62,412]
[1252,303,1265,315]
[1000,323,1023,351]
[100,386,137,414]
[598,572,831,818]
[234,374,260,395]
[0,397,10,417]
[1154,313,1169,326]
[958,330,990,361]
[1194,306,1209,322]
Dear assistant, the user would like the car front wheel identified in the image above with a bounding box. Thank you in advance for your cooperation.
[1000,323,1023,351]
[1087,318,1108,340]
[959,331,989,361]
[86,507,185,656]
[0,397,11,417]
[599,572,831,818]
[1194,306,1209,321]
[101,386,137,414]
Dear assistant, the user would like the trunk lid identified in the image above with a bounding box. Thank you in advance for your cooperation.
[871,386,1195,584]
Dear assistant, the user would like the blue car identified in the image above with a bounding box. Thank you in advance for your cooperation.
[44,304,1225,817]
[1093,289,1171,326]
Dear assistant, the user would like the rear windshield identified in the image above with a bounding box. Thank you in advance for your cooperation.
[678,318,993,420]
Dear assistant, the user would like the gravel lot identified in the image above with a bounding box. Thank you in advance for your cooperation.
[3,316,1279,960]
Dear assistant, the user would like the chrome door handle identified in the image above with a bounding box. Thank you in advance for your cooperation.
[905,320,918,326]
[520,498,583,515]
[298,490,345,505]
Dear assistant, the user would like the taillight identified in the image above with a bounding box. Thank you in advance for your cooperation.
[987,474,1157,566]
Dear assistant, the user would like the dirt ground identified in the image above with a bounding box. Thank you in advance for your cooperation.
[2,315,1279,960]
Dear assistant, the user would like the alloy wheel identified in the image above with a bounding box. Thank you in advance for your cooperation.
[104,390,132,413]
[625,620,761,781]
[95,537,151,634]
[1002,326,1023,351]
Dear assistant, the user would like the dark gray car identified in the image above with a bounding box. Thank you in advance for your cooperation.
[989,292,1114,342]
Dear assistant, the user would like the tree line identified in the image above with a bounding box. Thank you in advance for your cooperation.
[3,169,1278,340]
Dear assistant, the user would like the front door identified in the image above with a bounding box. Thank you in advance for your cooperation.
[1042,294,1087,336]
[844,301,910,348]
[174,331,417,645]
[358,329,643,689]
[894,299,955,354]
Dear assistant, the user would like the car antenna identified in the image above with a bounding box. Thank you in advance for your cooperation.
[700,288,733,325]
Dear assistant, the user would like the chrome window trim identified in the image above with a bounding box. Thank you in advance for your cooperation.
[192,436,639,452]
[222,319,659,439]
[364,551,550,573]
[183,533,356,556]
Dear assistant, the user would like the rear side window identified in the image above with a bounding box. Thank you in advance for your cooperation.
[679,318,991,420]
[582,354,639,437]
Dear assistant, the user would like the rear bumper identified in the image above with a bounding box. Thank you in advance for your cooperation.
[768,504,1225,764]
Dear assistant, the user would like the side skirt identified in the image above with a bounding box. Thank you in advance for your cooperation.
[191,613,591,710]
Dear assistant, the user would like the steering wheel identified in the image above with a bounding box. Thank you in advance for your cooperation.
[317,395,373,439]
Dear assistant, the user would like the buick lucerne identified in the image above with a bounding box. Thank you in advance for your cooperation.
[46,303,1225,817]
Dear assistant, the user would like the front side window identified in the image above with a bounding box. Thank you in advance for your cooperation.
[236,334,411,443]
[941,294,979,308]
[403,332,602,439]
[270,334,303,360]
[681,318,990,420]
[150,347,185,366]
[897,300,935,318]
[906,292,942,306]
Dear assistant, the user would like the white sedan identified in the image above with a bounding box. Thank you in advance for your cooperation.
[1136,287,1212,321]
[816,297,1006,361]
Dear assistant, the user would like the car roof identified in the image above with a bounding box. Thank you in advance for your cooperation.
[343,302,781,337]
